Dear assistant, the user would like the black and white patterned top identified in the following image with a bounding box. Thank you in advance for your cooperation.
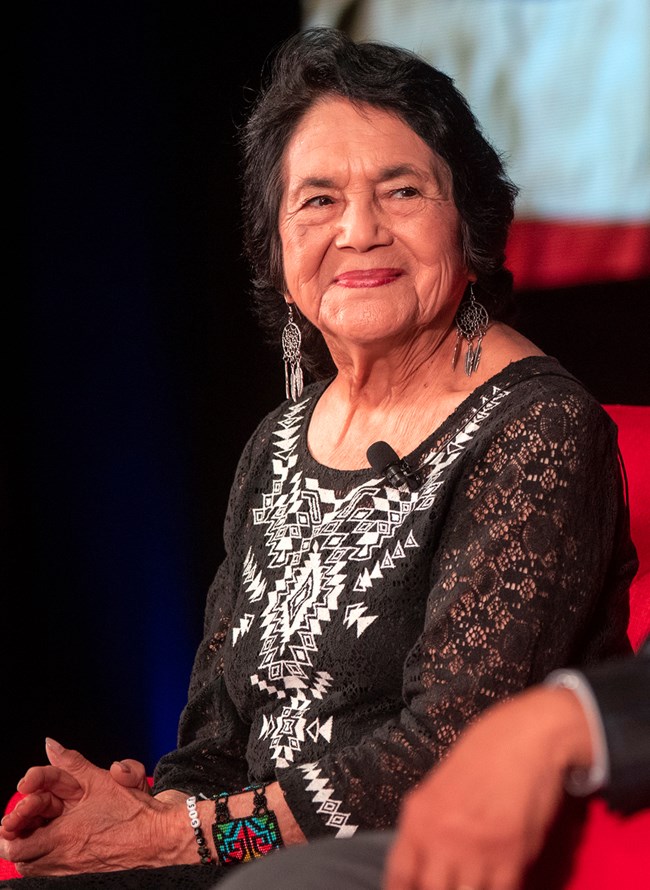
[153,356,636,839]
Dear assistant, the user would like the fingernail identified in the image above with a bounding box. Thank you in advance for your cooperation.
[16,778,26,791]
[113,761,131,773]
[45,737,64,753]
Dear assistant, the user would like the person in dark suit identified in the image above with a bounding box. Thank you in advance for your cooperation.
[216,636,650,890]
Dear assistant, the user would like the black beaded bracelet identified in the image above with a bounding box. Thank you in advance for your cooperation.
[186,795,214,865]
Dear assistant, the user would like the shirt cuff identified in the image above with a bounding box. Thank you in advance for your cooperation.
[544,669,610,796]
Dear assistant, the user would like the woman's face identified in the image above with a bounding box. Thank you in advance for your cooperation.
[279,97,470,352]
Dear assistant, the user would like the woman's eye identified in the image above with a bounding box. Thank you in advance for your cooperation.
[304,195,334,208]
[391,186,419,199]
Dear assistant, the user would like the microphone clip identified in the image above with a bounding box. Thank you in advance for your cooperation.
[366,441,422,492]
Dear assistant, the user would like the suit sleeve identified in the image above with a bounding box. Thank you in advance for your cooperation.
[583,635,650,813]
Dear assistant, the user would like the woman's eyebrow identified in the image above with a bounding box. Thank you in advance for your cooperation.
[378,163,450,193]
[288,176,337,200]
[376,164,428,182]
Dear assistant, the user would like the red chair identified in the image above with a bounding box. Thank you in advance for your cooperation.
[605,405,650,651]
[553,405,650,890]
[2,405,648,883]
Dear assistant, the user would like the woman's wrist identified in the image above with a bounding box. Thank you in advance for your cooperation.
[158,781,306,868]
[156,797,219,867]
[185,796,216,865]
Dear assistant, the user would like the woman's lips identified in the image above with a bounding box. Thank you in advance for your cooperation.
[333,269,403,288]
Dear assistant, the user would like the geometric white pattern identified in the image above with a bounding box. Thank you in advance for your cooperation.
[296,762,359,838]
[252,669,333,767]
[245,385,508,776]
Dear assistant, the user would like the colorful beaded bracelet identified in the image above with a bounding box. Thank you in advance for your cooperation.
[212,784,284,866]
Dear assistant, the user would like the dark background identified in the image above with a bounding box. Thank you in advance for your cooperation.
[5,1,648,809]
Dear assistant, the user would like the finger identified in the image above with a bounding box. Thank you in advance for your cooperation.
[0,829,59,875]
[489,859,525,890]
[17,766,61,795]
[109,759,149,791]
[414,853,453,890]
[0,814,49,841]
[0,792,64,834]
[44,738,98,780]
[46,740,155,810]
[1,810,51,842]
[18,765,82,800]
[383,836,419,890]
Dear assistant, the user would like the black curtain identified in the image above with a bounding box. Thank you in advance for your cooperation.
[7,0,301,807]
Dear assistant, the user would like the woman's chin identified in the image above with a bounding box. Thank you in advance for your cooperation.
[321,312,416,352]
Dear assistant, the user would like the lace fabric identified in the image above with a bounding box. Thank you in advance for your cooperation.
[153,357,636,840]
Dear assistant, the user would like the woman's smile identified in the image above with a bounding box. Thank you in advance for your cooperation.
[333,268,404,288]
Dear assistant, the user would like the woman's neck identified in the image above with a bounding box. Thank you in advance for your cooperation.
[308,325,466,469]
[307,322,544,470]
[324,323,457,409]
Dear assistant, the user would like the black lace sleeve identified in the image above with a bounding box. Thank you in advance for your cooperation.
[275,388,636,836]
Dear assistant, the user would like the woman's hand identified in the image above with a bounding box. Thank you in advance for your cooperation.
[0,739,187,876]
[1,760,84,838]
[0,746,151,839]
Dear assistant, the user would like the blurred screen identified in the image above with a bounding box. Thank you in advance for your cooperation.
[302,0,650,288]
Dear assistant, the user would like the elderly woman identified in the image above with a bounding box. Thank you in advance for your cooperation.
[0,27,636,889]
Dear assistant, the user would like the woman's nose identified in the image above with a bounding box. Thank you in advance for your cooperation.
[334,198,392,251]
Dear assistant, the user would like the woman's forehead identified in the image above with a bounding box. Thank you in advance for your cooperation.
[281,97,451,195]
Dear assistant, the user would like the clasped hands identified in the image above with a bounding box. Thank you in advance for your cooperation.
[0,738,182,876]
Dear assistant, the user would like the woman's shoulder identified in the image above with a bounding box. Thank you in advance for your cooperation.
[485,354,604,410]
[446,321,610,437]
[473,355,618,451]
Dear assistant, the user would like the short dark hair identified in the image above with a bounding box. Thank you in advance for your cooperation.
[240,27,518,378]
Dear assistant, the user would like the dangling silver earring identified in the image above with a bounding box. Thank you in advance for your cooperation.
[282,305,304,401]
[452,284,489,376]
